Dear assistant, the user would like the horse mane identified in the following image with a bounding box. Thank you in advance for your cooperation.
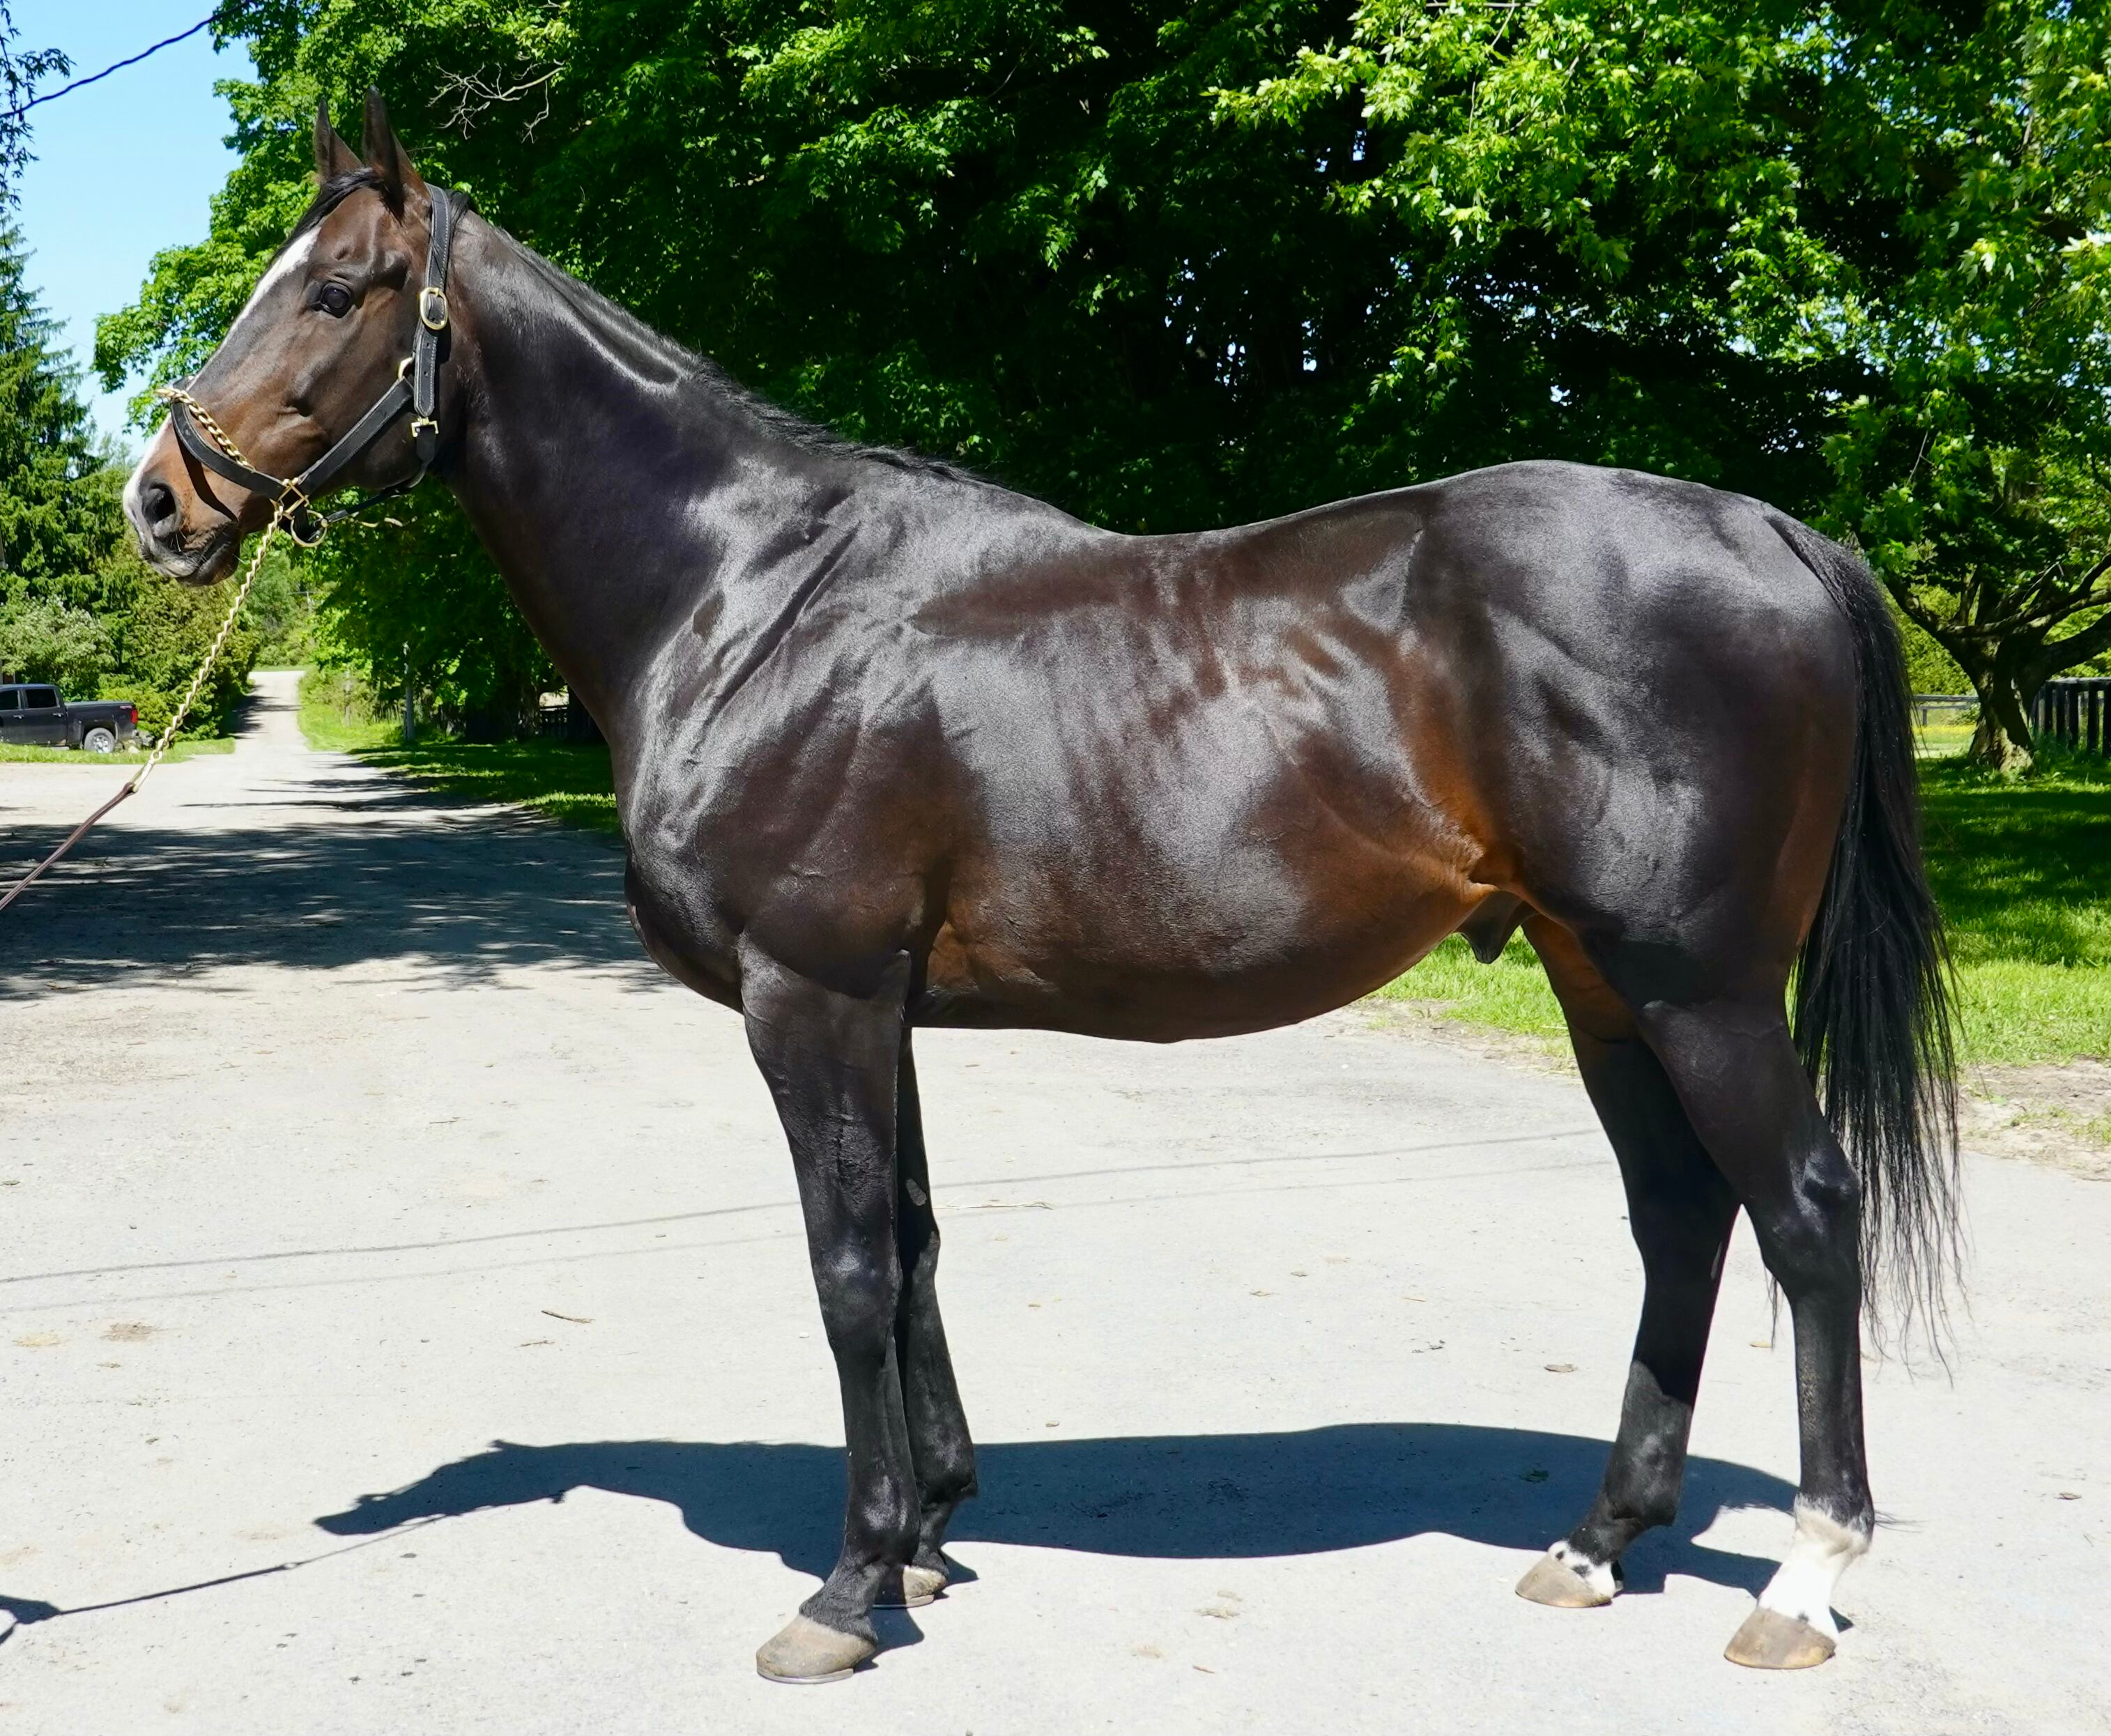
[292,167,397,238]
[505,242,990,487]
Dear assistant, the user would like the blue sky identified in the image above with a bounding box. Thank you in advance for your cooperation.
[11,3,253,452]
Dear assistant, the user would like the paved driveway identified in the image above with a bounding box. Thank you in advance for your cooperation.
[1,671,2104,1734]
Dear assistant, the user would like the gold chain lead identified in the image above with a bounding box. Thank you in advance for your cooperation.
[126,516,279,796]
[154,383,253,468]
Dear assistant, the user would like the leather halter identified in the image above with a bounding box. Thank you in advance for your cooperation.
[159,185,468,548]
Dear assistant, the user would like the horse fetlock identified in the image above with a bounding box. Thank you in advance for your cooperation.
[1753,1498,1871,1639]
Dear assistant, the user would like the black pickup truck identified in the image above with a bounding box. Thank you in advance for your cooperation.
[0,683,141,752]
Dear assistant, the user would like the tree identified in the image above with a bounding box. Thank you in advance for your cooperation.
[100,1,2111,762]
[0,7,264,733]
[0,590,107,689]
[0,2,65,198]
[1230,0,2111,767]
[0,224,120,593]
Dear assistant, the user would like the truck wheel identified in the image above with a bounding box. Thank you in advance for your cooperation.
[81,727,116,753]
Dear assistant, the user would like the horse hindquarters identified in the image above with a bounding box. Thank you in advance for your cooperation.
[1505,520,1955,1668]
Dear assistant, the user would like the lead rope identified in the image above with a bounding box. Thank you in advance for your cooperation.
[0,509,281,920]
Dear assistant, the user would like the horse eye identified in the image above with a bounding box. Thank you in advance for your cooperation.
[316,282,353,317]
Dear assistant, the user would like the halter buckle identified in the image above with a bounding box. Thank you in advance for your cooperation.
[275,486,325,548]
[418,286,450,332]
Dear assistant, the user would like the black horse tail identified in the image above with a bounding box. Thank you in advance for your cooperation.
[1773,514,1962,1343]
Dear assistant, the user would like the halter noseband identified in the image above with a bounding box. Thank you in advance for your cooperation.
[157,185,468,549]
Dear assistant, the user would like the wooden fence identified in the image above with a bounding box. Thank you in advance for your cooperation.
[2034,677,2110,757]
[535,695,604,745]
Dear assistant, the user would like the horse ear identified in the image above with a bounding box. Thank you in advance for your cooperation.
[313,97,361,183]
[360,86,427,199]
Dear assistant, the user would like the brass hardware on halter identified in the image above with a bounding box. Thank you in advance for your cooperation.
[419,286,449,331]
[410,415,438,441]
[154,383,253,470]
[397,354,415,383]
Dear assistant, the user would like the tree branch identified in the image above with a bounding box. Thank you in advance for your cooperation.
[2020,608,2111,691]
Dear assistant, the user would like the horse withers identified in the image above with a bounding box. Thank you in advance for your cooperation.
[123,91,1958,1682]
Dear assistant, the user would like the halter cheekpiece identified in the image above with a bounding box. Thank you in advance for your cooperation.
[157,185,468,548]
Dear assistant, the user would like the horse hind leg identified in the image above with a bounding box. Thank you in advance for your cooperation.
[1514,921,1740,1610]
[1624,967,1873,1667]
[1637,997,1872,1668]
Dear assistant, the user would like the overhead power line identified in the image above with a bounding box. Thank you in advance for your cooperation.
[2,10,225,123]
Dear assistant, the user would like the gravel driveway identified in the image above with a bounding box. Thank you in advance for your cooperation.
[1,670,2104,1735]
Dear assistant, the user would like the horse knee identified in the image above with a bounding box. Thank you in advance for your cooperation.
[813,1247,900,1353]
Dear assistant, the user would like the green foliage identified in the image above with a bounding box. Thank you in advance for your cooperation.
[0,224,121,590]
[1231,0,2111,761]
[302,493,553,733]
[1898,611,1969,698]
[241,540,319,666]
[0,197,261,735]
[112,559,261,739]
[0,590,107,688]
[0,5,67,199]
[298,664,397,750]
[93,1,2111,754]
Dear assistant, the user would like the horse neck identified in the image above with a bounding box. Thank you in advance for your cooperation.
[443,220,852,739]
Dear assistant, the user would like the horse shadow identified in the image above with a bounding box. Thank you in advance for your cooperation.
[310,1423,1790,1596]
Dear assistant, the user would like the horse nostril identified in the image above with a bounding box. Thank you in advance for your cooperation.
[143,481,178,530]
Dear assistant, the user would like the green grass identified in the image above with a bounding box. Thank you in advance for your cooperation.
[296,668,617,832]
[0,737,234,765]
[1913,716,1976,759]
[298,668,400,751]
[358,737,621,836]
[1372,932,1567,1047]
[1376,752,2111,1070]
[1921,751,2111,1065]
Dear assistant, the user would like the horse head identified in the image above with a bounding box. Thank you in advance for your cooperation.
[125,89,460,583]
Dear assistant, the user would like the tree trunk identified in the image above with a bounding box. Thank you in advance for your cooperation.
[1963,665,2038,773]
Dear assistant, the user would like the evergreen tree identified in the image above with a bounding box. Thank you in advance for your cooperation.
[0,223,121,599]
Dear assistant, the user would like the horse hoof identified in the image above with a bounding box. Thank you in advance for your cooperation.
[875,1564,947,1608]
[755,1615,875,1684]
[1724,1606,1837,1670]
[1514,1550,1614,1608]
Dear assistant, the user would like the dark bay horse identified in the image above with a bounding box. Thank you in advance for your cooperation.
[124,93,1958,1682]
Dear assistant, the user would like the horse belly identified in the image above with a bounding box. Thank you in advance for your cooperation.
[919,792,1483,1041]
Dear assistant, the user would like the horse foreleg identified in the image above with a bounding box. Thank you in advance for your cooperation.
[1517,1017,1738,1608]
[878,1034,977,1607]
[743,952,920,1683]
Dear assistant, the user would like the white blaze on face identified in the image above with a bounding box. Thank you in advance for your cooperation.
[123,229,321,562]
[227,227,320,341]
